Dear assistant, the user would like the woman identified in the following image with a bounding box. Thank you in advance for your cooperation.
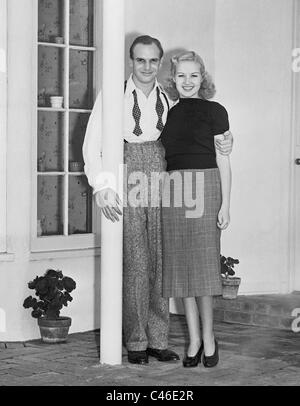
[161,51,231,368]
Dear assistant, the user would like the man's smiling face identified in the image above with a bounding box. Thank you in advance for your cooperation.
[130,43,162,87]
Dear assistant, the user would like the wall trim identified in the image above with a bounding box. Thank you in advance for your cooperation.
[29,247,101,261]
[0,0,7,253]
[289,0,300,292]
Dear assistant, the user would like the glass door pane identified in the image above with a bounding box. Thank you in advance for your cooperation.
[69,176,93,235]
[38,0,64,43]
[70,0,94,46]
[38,46,64,107]
[69,50,93,109]
[69,112,89,170]
[37,176,64,236]
[38,111,64,172]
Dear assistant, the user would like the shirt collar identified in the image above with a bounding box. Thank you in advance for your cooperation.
[125,74,163,98]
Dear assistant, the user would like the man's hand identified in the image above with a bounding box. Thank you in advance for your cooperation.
[95,188,122,222]
[215,131,233,156]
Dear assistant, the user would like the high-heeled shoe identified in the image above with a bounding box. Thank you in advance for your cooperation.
[203,339,219,368]
[182,342,204,368]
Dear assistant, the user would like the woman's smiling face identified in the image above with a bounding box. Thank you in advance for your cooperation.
[174,60,202,98]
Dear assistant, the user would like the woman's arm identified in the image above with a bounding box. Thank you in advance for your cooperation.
[214,133,232,230]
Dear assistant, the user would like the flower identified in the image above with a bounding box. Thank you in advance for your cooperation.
[23,296,37,309]
[23,269,76,319]
[220,255,240,278]
[63,277,76,293]
[32,309,43,319]
[35,278,49,294]
[45,269,63,278]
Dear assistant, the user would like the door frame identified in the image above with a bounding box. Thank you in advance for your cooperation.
[0,0,7,253]
[289,0,300,292]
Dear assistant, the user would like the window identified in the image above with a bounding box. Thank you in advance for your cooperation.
[32,0,101,252]
[0,0,7,253]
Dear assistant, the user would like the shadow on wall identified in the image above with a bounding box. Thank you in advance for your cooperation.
[125,31,140,79]
[159,47,189,94]
[125,32,188,91]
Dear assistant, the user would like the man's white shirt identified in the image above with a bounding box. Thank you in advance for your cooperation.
[82,75,173,193]
[123,75,169,143]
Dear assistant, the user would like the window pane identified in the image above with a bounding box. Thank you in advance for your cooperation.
[37,176,64,236]
[38,112,64,172]
[70,0,94,46]
[69,112,89,171]
[69,50,93,109]
[38,0,64,43]
[38,46,64,107]
[69,176,93,235]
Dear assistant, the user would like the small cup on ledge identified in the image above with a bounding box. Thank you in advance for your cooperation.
[69,161,84,172]
[50,96,64,109]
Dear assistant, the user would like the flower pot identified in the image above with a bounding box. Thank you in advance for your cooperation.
[50,96,64,109]
[69,161,84,172]
[38,316,72,343]
[221,277,241,299]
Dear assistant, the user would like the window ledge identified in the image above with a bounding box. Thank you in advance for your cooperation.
[0,253,15,262]
[29,247,101,261]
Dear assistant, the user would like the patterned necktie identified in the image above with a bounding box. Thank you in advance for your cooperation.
[132,90,142,136]
[156,87,165,132]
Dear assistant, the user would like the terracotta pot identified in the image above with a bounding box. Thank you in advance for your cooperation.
[221,277,241,299]
[38,316,72,343]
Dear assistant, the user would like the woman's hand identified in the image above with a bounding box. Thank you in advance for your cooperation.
[217,205,230,230]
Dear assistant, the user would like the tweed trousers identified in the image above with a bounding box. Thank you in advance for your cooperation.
[123,141,169,351]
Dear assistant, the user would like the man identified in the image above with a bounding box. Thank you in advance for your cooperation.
[83,35,233,365]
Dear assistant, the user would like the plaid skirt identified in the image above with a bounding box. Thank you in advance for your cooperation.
[162,168,222,298]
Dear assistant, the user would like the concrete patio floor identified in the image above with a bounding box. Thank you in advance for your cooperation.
[0,314,299,386]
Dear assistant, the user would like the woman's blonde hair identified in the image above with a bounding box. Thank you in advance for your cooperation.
[165,51,216,101]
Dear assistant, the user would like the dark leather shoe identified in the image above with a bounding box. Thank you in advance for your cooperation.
[203,340,219,368]
[146,348,180,362]
[127,350,148,365]
[183,342,204,368]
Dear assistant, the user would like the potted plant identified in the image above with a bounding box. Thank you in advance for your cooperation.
[23,269,76,343]
[220,256,241,299]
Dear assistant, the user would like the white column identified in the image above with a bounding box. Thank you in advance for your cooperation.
[100,0,125,365]
[0,0,7,253]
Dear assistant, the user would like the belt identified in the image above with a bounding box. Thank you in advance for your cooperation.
[124,137,161,144]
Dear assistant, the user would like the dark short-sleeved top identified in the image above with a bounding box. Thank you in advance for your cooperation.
[160,98,229,171]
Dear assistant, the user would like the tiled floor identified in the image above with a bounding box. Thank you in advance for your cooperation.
[0,314,299,386]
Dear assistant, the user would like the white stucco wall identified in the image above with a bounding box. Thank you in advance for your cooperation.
[125,0,216,82]
[0,0,218,341]
[126,0,295,297]
[0,0,296,340]
[0,0,101,342]
[214,0,294,294]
